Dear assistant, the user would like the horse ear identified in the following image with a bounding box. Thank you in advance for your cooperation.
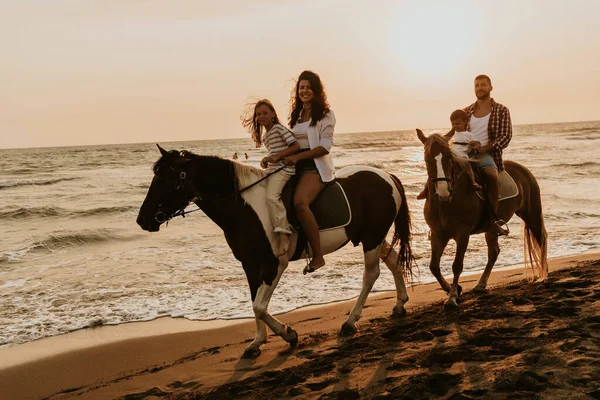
[416,129,427,145]
[157,144,168,156]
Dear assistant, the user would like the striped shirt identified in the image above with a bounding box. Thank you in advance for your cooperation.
[263,123,297,174]
[463,99,512,172]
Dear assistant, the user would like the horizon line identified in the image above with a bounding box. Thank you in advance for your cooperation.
[1,119,598,151]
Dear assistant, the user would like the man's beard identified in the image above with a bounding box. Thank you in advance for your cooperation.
[476,92,491,100]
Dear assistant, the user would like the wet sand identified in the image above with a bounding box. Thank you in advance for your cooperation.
[1,252,599,399]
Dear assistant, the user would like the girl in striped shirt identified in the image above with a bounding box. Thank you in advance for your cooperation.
[242,99,300,256]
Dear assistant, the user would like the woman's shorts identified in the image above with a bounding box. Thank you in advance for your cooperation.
[472,152,497,171]
[296,150,319,175]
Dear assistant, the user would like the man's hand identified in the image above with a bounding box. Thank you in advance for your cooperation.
[470,141,482,153]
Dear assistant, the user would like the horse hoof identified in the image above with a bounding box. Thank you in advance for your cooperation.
[340,323,357,337]
[444,299,459,311]
[241,347,261,359]
[472,285,487,294]
[285,326,299,348]
[392,306,407,318]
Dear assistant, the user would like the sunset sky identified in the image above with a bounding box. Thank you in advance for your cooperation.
[2,0,599,149]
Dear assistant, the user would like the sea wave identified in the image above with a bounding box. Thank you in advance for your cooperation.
[0,205,137,220]
[37,229,139,249]
[545,211,600,221]
[559,126,600,134]
[0,177,78,190]
[564,134,600,141]
[552,161,600,169]
[0,167,43,175]
[0,229,141,263]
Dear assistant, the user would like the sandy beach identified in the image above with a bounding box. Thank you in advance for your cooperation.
[1,251,599,400]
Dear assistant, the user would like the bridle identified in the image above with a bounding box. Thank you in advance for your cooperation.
[154,163,287,224]
[428,155,456,199]
[154,170,198,224]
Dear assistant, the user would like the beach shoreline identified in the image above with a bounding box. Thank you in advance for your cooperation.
[1,250,599,399]
[1,250,591,370]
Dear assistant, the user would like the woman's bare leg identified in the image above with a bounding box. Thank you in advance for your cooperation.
[294,173,326,270]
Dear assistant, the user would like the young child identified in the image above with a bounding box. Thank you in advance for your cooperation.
[417,109,483,199]
[241,99,300,257]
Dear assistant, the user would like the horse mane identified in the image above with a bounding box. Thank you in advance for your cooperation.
[152,150,268,195]
[424,133,452,157]
[230,158,268,189]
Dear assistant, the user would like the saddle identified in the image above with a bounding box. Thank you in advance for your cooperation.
[281,176,352,232]
[476,170,519,202]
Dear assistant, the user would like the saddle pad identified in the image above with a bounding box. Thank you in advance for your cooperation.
[283,180,352,232]
[476,170,519,202]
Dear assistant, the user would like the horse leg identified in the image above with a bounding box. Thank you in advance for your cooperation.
[242,319,268,359]
[245,259,298,357]
[341,244,382,336]
[473,232,500,292]
[380,240,409,316]
[429,232,452,293]
[445,234,470,310]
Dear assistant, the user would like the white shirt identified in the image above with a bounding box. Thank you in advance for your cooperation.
[469,113,490,146]
[306,111,336,182]
[450,130,475,158]
[292,120,311,149]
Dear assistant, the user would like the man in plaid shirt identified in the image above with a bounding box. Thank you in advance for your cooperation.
[463,74,512,235]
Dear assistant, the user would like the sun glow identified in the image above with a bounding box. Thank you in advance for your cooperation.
[384,3,481,84]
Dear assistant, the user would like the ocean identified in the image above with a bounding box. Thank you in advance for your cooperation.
[1,121,599,346]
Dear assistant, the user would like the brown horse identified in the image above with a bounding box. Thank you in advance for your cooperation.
[416,130,548,309]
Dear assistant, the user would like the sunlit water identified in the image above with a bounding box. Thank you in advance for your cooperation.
[1,121,599,345]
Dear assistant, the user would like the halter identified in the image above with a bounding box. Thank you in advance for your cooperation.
[154,163,287,224]
[428,156,456,199]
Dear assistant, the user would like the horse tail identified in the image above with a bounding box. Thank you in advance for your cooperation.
[387,173,416,282]
[521,172,549,280]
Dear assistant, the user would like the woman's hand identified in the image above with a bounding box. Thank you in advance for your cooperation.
[283,154,299,166]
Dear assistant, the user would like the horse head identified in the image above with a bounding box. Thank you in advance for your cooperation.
[137,144,194,232]
[416,129,456,202]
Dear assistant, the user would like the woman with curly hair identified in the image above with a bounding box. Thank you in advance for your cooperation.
[283,70,336,271]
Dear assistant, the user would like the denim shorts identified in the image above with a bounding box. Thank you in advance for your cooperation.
[472,152,497,170]
[296,158,319,175]
[295,149,319,175]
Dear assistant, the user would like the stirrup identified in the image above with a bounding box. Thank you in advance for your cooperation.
[494,219,509,236]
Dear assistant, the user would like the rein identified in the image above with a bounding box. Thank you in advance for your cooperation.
[156,164,288,224]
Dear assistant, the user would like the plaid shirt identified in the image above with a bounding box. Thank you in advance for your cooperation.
[463,99,512,172]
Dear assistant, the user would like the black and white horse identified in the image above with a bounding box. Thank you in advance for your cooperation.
[137,145,415,358]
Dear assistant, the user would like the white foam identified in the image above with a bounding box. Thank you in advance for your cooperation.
[0,278,28,289]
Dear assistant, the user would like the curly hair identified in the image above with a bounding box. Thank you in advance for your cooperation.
[240,99,281,148]
[289,70,330,128]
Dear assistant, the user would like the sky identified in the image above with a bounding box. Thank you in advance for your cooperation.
[2,0,599,149]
